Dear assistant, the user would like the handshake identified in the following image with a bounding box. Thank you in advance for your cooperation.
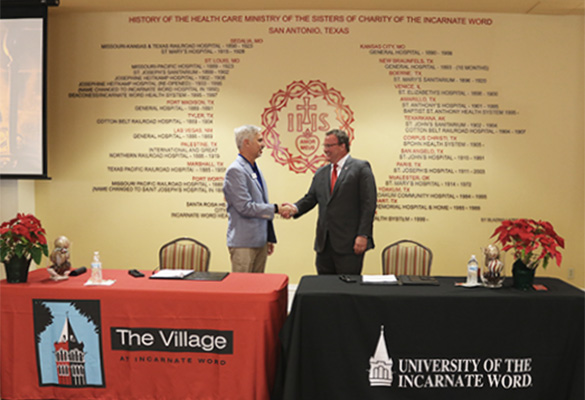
[277,203,297,219]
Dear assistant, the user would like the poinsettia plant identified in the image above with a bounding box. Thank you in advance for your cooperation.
[491,218,564,269]
[0,213,49,265]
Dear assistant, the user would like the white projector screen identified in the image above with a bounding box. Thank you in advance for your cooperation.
[0,13,47,179]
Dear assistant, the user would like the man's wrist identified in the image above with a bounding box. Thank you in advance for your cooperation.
[274,203,279,213]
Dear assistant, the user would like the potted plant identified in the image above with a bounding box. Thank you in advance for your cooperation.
[0,213,49,283]
[491,218,564,290]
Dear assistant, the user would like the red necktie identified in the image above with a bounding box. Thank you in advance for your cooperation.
[330,163,337,194]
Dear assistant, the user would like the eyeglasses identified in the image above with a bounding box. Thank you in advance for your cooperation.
[323,143,340,149]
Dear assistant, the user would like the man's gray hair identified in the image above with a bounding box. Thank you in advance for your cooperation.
[235,125,262,150]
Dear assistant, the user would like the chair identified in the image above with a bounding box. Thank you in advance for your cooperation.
[158,237,210,271]
[381,239,433,276]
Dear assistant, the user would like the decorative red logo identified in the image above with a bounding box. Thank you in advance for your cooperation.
[261,80,354,174]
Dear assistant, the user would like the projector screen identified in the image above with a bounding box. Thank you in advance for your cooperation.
[0,5,48,179]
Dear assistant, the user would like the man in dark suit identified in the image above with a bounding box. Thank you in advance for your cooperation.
[283,129,377,274]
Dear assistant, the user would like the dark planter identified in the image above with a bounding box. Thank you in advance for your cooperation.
[3,256,32,283]
[512,259,536,290]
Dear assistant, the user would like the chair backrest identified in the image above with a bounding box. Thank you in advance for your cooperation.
[159,237,210,271]
[381,239,433,276]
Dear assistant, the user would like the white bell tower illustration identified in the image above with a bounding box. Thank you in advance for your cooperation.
[369,325,393,386]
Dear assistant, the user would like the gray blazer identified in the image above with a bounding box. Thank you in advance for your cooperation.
[295,155,377,254]
[223,155,275,248]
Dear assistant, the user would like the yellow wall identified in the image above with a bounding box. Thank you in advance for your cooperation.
[28,10,584,286]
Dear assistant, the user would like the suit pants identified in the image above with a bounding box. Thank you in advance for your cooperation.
[316,236,364,275]
[229,244,269,273]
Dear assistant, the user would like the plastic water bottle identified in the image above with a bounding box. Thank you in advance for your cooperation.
[91,251,103,283]
[467,255,479,285]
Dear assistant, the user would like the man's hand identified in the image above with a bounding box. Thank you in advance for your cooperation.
[279,203,297,219]
[353,235,368,255]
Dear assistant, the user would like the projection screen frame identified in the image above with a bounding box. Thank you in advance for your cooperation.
[0,1,50,180]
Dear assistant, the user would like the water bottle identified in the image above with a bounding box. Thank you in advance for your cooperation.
[467,255,479,285]
[91,251,103,283]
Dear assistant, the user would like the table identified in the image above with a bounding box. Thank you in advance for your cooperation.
[1,268,288,400]
[273,276,584,400]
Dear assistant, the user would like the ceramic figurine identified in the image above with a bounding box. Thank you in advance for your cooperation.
[48,236,71,280]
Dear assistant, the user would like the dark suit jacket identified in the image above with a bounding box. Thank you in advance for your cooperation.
[294,155,377,255]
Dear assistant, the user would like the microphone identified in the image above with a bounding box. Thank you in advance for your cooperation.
[69,266,87,276]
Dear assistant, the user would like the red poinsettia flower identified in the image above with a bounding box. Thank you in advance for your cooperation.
[0,213,49,265]
[491,219,564,269]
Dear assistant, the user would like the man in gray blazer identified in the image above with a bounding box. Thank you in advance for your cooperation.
[223,125,280,273]
[284,129,377,274]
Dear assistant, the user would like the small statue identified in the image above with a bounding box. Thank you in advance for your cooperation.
[484,244,500,261]
[48,236,72,281]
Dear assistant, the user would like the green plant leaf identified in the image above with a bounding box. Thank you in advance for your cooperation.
[31,247,42,265]
[0,247,8,262]
[14,244,25,258]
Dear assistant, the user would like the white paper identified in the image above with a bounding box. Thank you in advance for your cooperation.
[151,269,194,279]
[455,282,483,288]
[84,279,116,286]
[362,274,398,284]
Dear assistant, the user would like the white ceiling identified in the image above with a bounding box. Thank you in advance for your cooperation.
[52,0,584,16]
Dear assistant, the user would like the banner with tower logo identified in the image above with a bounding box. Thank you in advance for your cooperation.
[32,299,106,388]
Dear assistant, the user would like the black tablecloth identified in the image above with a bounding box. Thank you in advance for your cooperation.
[273,276,584,400]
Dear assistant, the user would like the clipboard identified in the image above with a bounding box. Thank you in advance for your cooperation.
[398,275,440,286]
[183,271,229,281]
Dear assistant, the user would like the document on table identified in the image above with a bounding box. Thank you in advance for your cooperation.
[150,269,194,279]
[361,274,400,285]
[84,279,116,286]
